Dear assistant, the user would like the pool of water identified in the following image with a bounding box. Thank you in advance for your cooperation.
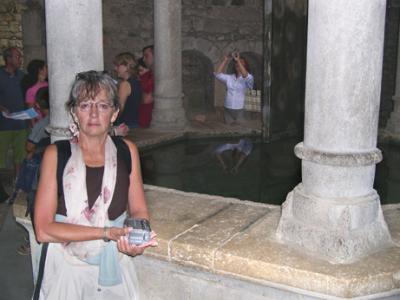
[140,137,399,205]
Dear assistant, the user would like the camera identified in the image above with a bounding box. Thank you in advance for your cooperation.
[124,217,152,246]
[230,49,239,59]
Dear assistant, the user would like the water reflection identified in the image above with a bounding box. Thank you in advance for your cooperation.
[140,138,398,205]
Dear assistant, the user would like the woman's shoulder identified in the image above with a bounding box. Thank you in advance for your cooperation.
[27,80,48,92]
[119,79,131,87]
[120,138,137,151]
[42,144,58,162]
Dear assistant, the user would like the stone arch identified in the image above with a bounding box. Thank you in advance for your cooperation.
[182,50,215,117]
[227,51,262,90]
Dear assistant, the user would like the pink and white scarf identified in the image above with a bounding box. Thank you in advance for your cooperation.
[62,136,117,260]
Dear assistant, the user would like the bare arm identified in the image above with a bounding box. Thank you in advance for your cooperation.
[215,55,230,74]
[142,92,153,104]
[118,80,132,112]
[34,145,127,243]
[215,153,228,173]
[232,53,249,78]
[232,153,247,174]
[25,140,36,159]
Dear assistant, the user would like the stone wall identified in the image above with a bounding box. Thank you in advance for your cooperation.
[102,0,263,116]
[20,0,46,66]
[0,0,24,66]
[102,0,154,69]
[102,0,263,69]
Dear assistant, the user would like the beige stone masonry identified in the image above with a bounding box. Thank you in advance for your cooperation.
[0,0,24,65]
[144,188,230,258]
[13,184,400,298]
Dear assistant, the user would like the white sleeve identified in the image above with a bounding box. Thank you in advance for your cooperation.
[244,73,254,89]
[214,72,229,84]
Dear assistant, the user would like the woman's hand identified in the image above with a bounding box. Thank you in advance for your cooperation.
[117,231,158,257]
[108,227,130,241]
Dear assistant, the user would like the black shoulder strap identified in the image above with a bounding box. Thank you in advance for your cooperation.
[55,138,131,197]
[111,136,132,175]
[55,140,71,197]
[32,242,49,300]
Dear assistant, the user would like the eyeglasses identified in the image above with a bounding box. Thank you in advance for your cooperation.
[76,100,114,113]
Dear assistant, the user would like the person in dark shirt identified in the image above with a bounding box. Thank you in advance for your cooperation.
[113,52,142,129]
[0,47,28,202]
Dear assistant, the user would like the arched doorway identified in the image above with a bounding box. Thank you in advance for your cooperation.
[182,50,214,120]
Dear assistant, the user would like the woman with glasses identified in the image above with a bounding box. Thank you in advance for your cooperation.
[33,70,156,299]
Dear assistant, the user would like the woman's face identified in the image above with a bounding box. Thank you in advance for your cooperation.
[74,88,119,138]
[39,65,48,79]
[234,58,246,75]
[114,63,129,79]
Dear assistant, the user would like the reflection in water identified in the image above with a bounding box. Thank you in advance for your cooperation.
[140,138,397,205]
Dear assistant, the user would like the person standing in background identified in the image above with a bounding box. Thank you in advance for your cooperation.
[0,47,28,202]
[114,52,142,129]
[215,51,254,125]
[21,59,48,124]
[138,45,154,128]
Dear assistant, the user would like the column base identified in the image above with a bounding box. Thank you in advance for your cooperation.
[152,96,187,130]
[276,183,393,264]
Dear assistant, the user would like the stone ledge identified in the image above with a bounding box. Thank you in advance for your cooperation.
[143,185,400,299]
[13,185,400,299]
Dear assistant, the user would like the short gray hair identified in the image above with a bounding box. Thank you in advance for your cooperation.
[66,70,119,111]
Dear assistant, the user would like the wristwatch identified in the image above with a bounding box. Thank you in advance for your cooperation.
[103,227,110,242]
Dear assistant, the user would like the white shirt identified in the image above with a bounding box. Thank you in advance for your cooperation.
[215,72,254,109]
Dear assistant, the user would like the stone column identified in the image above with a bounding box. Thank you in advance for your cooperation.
[276,0,392,264]
[386,21,400,136]
[45,0,104,141]
[152,0,186,129]
[17,1,104,283]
